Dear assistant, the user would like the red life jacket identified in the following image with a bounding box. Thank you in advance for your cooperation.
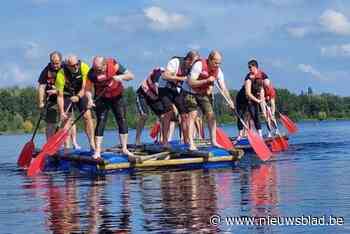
[253,69,276,100]
[248,69,266,98]
[94,58,123,98]
[252,69,267,80]
[264,83,276,100]
[141,67,163,100]
[192,59,219,95]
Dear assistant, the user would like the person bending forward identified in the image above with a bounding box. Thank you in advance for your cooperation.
[86,56,134,159]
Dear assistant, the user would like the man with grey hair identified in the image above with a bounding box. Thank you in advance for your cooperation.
[55,54,95,151]
[86,56,134,159]
[187,50,235,150]
[37,51,62,140]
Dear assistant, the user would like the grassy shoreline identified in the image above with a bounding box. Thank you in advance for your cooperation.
[2,117,350,135]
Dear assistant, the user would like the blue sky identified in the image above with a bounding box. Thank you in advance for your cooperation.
[1,0,350,96]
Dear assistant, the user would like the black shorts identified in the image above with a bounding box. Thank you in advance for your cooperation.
[136,89,171,116]
[64,95,89,113]
[158,87,189,114]
[44,100,58,123]
[95,95,129,135]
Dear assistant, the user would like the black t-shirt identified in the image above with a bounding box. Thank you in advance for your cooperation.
[238,72,268,98]
[38,63,61,89]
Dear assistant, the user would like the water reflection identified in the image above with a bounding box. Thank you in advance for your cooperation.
[20,163,282,233]
[44,176,80,233]
[238,163,279,233]
[158,170,218,233]
[7,122,350,234]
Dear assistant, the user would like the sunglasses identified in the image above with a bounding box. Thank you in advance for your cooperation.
[210,59,221,66]
[68,63,79,68]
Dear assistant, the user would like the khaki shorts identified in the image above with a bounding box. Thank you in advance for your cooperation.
[185,93,214,115]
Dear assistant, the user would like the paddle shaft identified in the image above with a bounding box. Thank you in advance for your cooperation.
[214,83,250,129]
[215,83,272,160]
[30,99,54,141]
[262,102,278,130]
[63,86,110,135]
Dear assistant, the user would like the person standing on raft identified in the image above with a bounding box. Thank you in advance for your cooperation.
[55,55,95,150]
[37,51,81,148]
[186,50,235,151]
[158,50,200,147]
[85,56,134,159]
[135,67,174,145]
[235,59,265,140]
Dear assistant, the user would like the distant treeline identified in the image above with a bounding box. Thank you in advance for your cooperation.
[0,86,349,133]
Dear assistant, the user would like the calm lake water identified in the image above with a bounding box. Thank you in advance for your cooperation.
[1,121,350,233]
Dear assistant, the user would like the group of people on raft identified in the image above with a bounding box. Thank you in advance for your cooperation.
[37,50,278,160]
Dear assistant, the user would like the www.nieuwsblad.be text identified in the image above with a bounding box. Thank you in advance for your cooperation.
[209,215,345,226]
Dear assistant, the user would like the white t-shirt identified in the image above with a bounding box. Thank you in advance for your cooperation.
[187,60,224,93]
[159,58,182,93]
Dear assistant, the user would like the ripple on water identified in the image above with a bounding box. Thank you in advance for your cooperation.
[1,122,350,233]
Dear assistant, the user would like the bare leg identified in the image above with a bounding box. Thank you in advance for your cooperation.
[188,110,198,151]
[207,112,220,147]
[194,117,201,140]
[63,117,73,151]
[180,113,189,144]
[168,121,175,142]
[270,99,278,128]
[237,130,244,140]
[83,110,95,151]
[160,110,172,147]
[71,124,81,149]
[92,136,103,159]
[120,133,134,157]
[135,114,147,145]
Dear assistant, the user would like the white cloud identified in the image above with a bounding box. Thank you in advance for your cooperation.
[23,42,41,60]
[0,64,32,84]
[103,15,144,32]
[287,26,308,38]
[144,6,189,31]
[321,44,350,57]
[297,64,328,81]
[320,9,350,36]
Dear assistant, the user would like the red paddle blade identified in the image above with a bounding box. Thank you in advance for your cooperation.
[27,151,48,177]
[46,128,70,154]
[150,122,161,139]
[216,127,235,149]
[279,136,289,150]
[46,131,70,155]
[270,139,282,152]
[17,141,35,168]
[279,113,298,134]
[247,129,272,161]
[27,128,69,177]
